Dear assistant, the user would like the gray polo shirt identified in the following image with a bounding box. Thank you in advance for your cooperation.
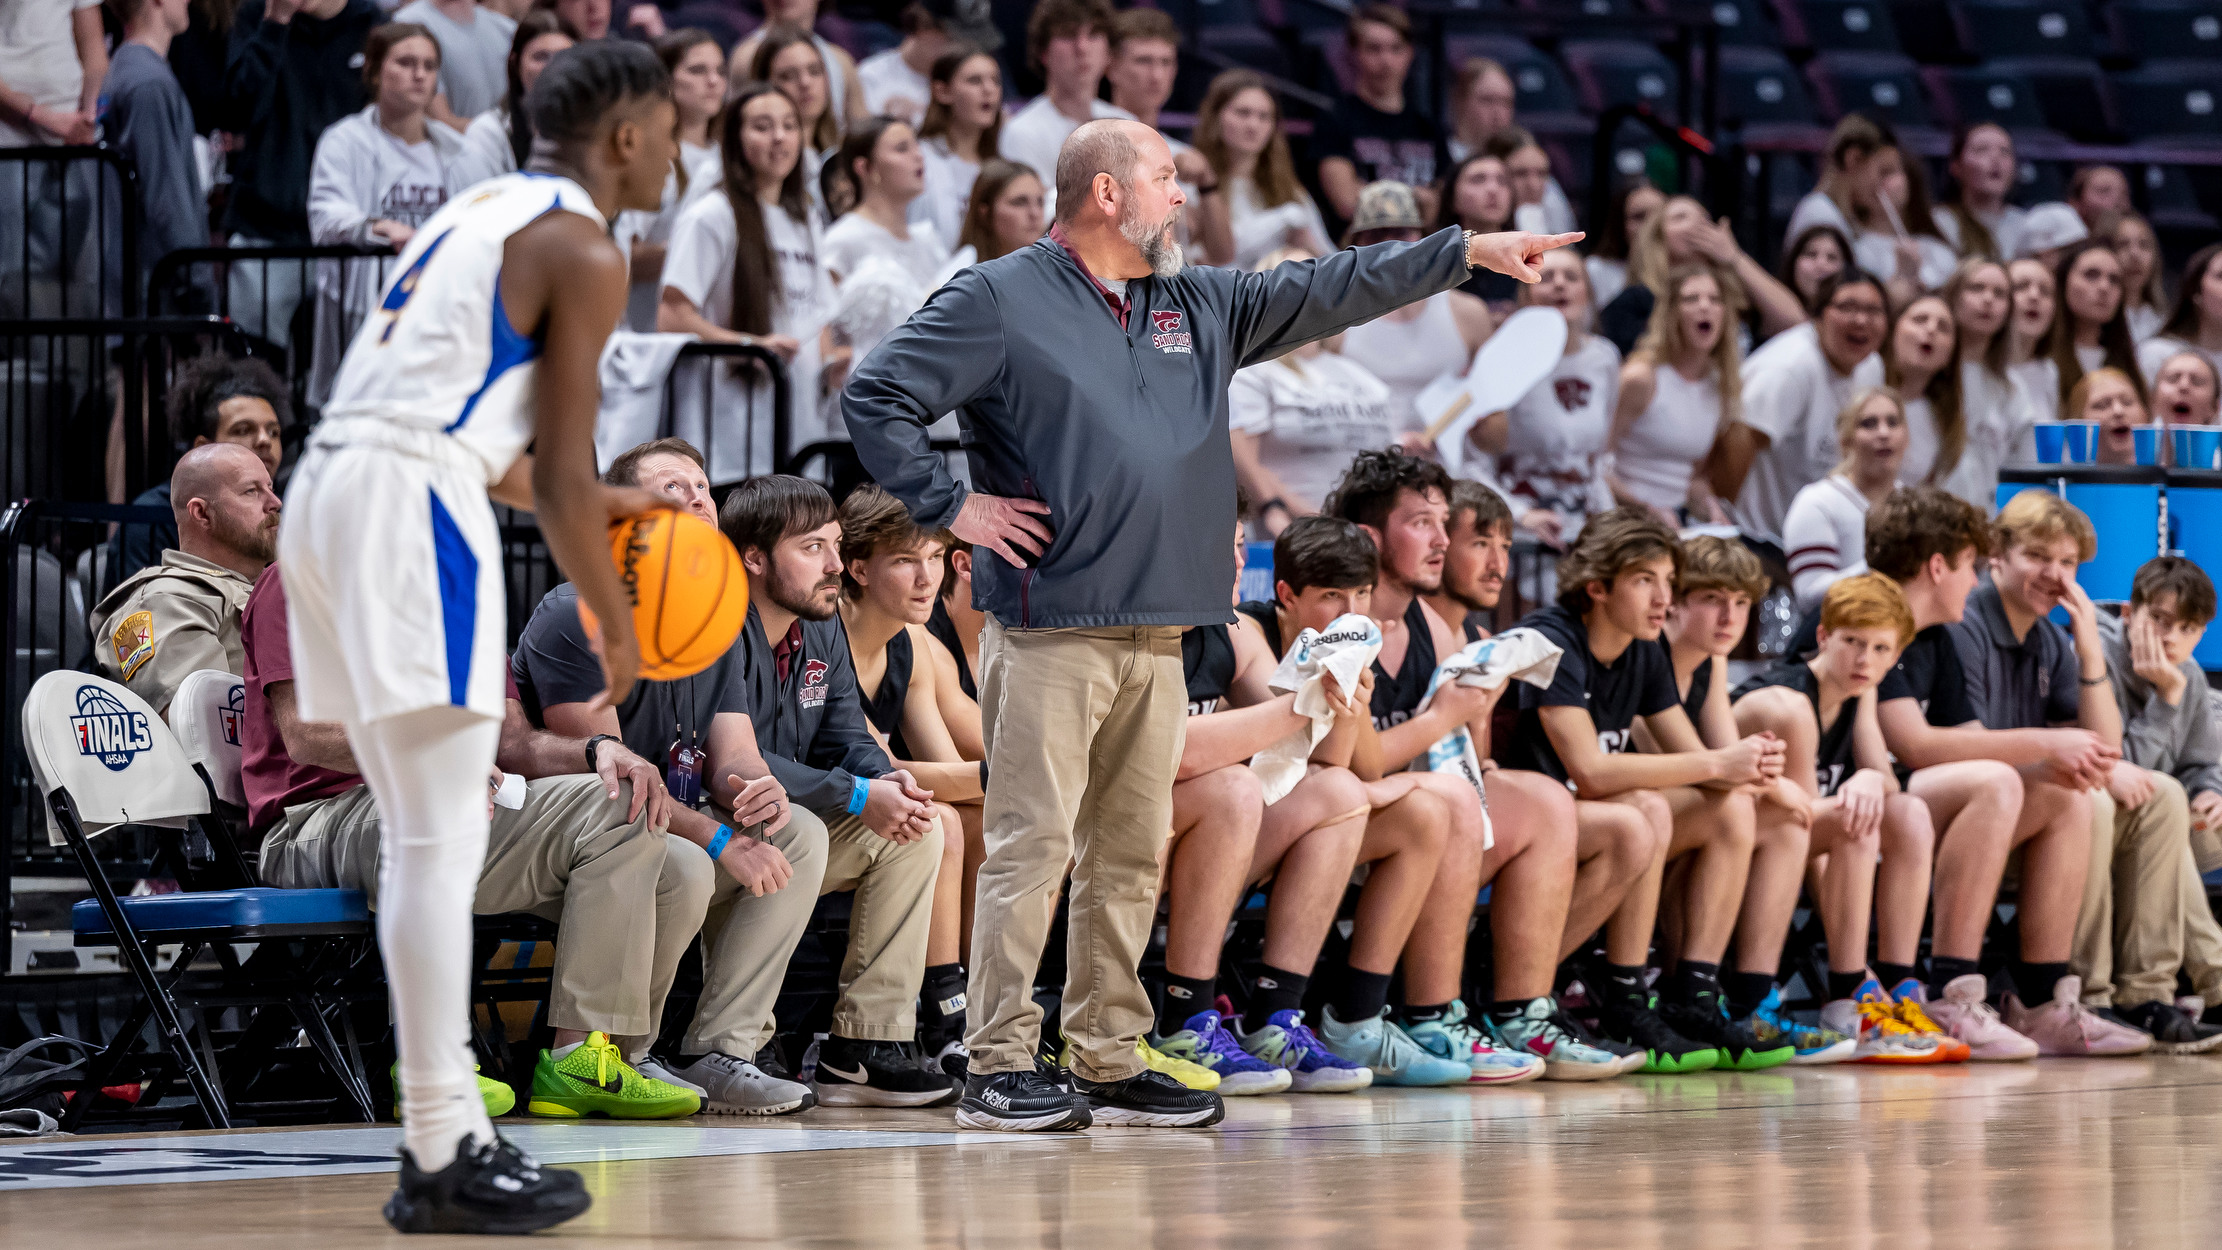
[1949,580,2082,730]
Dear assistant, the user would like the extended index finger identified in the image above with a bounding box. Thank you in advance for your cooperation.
[1533,231,1585,253]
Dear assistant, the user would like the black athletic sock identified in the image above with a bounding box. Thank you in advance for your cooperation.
[1241,966,1309,1032]
[1333,969,1393,1024]
[1597,961,1651,1018]
[1725,970,1777,1020]
[1928,956,1982,999]
[2012,960,2071,1006]
[1157,973,1214,1037]
[1666,960,1723,1009]
[1826,969,1868,1003]
[1873,961,1921,993]
[920,963,967,1043]
[1398,1002,1452,1027]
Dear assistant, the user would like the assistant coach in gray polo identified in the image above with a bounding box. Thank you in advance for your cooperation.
[842,118,1579,1131]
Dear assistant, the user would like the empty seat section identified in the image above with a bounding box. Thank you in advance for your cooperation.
[1923,65,2050,134]
[1805,51,1935,130]
[1772,0,1905,52]
[1562,39,1683,119]
[2108,2,2222,62]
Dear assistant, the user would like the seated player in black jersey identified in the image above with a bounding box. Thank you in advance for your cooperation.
[927,539,982,701]
[1652,539,1911,1061]
[1792,488,2095,1059]
[1731,573,1945,1064]
[1239,515,1619,1081]
[1150,516,1446,1092]
[836,485,983,1077]
[1419,480,1514,646]
[1502,506,1795,1072]
[1314,452,1636,1082]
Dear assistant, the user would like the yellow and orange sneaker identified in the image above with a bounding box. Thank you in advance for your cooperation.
[1889,979,1973,1062]
[1818,978,1952,1064]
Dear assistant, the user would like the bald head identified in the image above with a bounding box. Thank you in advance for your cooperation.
[171,442,281,577]
[1055,119,1169,224]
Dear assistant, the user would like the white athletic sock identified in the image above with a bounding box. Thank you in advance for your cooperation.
[351,707,502,1171]
[550,1041,583,1061]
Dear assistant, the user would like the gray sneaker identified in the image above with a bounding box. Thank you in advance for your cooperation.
[671,1051,815,1115]
[635,1057,708,1097]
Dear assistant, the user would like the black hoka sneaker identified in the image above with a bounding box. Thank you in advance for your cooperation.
[382,1134,590,1235]
[955,1068,1093,1132]
[1071,1067,1225,1128]
[2121,1000,2222,1055]
[812,1036,961,1108]
[1597,994,1722,1074]
[1660,997,1796,1070]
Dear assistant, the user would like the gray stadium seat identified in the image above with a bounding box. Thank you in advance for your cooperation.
[2107,1,2222,62]
[1771,0,1904,52]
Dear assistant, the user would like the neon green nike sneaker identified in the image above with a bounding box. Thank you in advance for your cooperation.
[527,1032,702,1119]
[1058,1037,1222,1091]
[390,1061,517,1118]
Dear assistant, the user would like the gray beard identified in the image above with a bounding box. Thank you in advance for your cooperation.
[1122,205,1185,277]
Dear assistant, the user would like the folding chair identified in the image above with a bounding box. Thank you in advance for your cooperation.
[24,671,375,1128]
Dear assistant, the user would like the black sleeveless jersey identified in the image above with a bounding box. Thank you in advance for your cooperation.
[858,628,915,761]
[925,598,976,700]
[1732,660,1858,797]
[1184,623,1236,716]
[1370,597,1437,732]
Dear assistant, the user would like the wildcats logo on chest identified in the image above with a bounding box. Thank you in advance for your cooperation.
[1150,309,1193,355]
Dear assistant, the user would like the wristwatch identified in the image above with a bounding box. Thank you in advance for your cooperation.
[584,733,619,773]
[1462,229,1482,268]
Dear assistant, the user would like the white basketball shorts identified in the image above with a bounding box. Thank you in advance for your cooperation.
[278,417,509,725]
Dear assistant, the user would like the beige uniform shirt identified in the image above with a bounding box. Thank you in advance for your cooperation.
[90,550,255,716]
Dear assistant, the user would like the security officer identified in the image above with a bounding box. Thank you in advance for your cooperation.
[92,443,280,717]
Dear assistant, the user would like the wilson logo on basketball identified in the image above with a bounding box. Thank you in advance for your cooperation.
[799,658,829,709]
[616,513,658,607]
[1150,309,1192,355]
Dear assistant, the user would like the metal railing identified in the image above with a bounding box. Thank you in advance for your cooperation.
[0,146,141,324]
[145,244,398,416]
[658,340,796,482]
[0,318,249,506]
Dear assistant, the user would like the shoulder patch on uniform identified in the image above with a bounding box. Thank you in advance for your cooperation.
[113,610,156,681]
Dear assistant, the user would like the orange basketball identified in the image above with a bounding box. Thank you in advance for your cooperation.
[577,510,748,681]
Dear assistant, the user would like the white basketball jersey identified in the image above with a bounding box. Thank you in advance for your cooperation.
[321,171,607,483]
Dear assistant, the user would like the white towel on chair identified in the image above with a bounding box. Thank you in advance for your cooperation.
[1416,628,1565,850]
[1250,613,1382,804]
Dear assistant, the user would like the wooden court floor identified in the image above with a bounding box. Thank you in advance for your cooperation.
[7,1056,2222,1248]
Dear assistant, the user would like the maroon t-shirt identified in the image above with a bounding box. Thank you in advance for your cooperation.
[241,566,360,832]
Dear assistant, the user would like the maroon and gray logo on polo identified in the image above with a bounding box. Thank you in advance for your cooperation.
[1150,310,1192,355]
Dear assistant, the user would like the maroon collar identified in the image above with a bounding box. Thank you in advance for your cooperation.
[771,618,805,684]
[1049,221,1130,330]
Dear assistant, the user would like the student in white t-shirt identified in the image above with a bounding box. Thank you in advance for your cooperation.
[1608,261,1742,525]
[616,27,726,329]
[304,24,467,407]
[392,0,515,128]
[1782,387,1907,608]
[0,0,103,147]
[1228,248,1399,530]
[1934,122,2028,262]
[2109,212,2167,343]
[856,1,949,124]
[1941,257,2036,506]
[911,48,1002,252]
[953,158,1045,263]
[2005,255,2055,370]
[1883,293,1965,489]
[1722,270,1887,543]
[1466,248,1617,549]
[822,118,948,285]
[753,22,845,214]
[452,11,570,189]
[729,0,865,133]
[2013,240,2144,425]
[1191,70,1331,270]
[998,0,1131,203]
[1784,115,1954,305]
[661,84,838,480]
[2137,243,2222,388]
[2151,349,2222,429]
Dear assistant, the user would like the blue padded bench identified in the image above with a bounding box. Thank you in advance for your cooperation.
[74,887,370,945]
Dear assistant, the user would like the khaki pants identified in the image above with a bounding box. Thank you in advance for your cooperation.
[683,806,944,1055]
[259,775,714,1048]
[2181,820,2222,1003]
[2076,773,2194,1008]
[966,620,1186,1082]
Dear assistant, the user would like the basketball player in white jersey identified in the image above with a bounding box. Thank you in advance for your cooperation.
[278,43,678,1234]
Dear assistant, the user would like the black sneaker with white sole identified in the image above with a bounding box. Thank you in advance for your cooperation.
[812,1036,961,1107]
[382,1134,590,1235]
[954,1068,1093,1131]
[1071,1067,1224,1128]
[2121,1000,2222,1054]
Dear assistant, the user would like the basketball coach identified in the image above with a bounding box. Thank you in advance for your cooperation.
[843,118,1579,1132]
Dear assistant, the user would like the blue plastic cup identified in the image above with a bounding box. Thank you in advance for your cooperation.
[2034,424,2068,464]
[2173,425,2222,470]
[2062,422,2099,464]
[2134,426,2162,466]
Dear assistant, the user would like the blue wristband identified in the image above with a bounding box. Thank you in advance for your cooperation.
[705,824,734,861]
[848,775,871,815]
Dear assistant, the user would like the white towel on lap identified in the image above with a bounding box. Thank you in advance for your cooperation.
[1250,613,1382,805]
[1416,629,1565,850]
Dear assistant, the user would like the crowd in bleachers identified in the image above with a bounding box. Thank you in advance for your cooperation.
[17,0,2222,1113]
